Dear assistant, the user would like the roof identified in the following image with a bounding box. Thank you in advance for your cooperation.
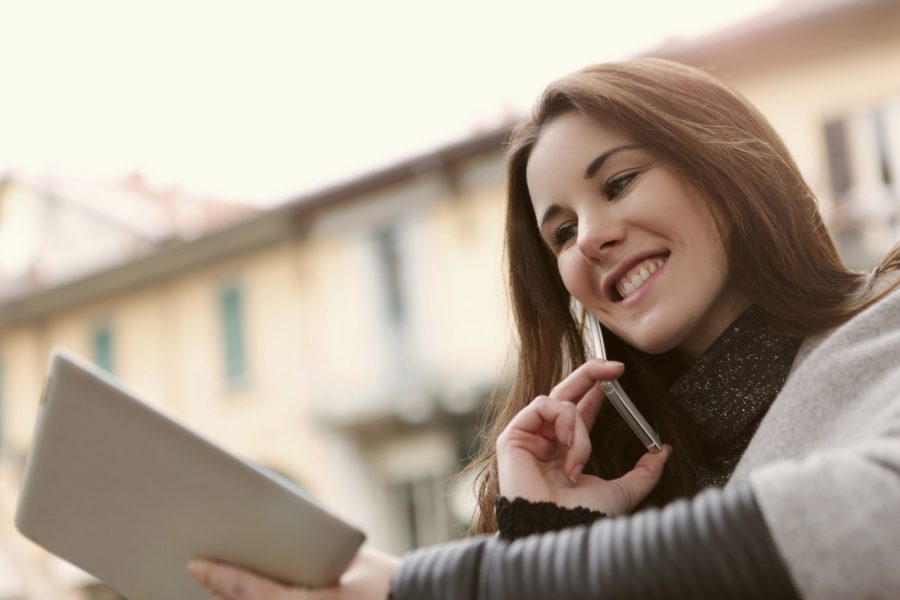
[0,124,512,328]
[0,172,260,305]
[646,0,900,74]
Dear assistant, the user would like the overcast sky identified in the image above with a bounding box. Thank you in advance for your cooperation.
[0,0,779,205]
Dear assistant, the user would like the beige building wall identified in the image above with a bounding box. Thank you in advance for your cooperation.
[0,242,336,597]
[1,238,335,488]
[736,42,900,266]
[297,150,510,550]
[659,0,900,267]
[732,37,899,188]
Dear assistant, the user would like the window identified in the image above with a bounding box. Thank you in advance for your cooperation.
[93,323,114,374]
[219,283,248,383]
[373,226,405,326]
[823,117,852,202]
[821,99,900,269]
[872,106,895,187]
[823,103,900,202]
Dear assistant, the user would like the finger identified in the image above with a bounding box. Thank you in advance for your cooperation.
[506,396,568,441]
[550,359,624,405]
[188,560,286,599]
[497,428,559,461]
[575,381,607,432]
[564,409,592,483]
[530,397,578,448]
[608,444,673,512]
[498,397,570,461]
[552,401,577,448]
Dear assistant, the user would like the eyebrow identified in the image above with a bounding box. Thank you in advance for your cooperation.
[538,143,644,230]
[583,144,643,179]
[539,205,562,231]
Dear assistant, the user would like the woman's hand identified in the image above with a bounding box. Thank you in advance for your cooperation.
[187,546,401,600]
[496,358,672,515]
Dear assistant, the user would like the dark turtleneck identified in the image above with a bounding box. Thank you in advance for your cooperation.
[669,306,803,489]
[496,306,803,540]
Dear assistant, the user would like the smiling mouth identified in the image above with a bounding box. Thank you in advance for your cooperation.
[613,254,669,301]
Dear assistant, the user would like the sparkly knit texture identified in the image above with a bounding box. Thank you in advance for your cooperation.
[495,496,606,541]
[669,307,802,489]
[491,308,801,539]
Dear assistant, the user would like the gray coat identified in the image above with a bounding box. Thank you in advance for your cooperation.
[390,278,900,599]
[731,277,900,599]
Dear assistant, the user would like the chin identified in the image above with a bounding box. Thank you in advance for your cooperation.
[630,338,680,355]
[615,329,680,355]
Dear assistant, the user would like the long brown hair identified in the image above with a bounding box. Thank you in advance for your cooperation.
[468,58,900,534]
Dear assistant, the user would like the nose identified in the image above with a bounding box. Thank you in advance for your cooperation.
[576,211,624,263]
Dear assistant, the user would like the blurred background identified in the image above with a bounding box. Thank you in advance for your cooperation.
[1,0,899,597]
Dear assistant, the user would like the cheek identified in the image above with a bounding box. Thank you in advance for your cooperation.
[690,199,729,260]
[557,253,596,301]
[697,220,730,278]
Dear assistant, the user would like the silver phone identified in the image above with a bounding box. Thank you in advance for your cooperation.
[586,310,663,453]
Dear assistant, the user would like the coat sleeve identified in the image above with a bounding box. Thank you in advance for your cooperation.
[734,283,900,600]
[744,366,900,599]
[389,480,799,599]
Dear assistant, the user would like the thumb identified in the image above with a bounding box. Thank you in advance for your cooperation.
[610,444,673,513]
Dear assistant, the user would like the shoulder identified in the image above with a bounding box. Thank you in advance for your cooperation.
[733,274,900,472]
[794,272,900,370]
[788,273,900,417]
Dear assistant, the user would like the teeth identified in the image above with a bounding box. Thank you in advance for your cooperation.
[615,256,666,299]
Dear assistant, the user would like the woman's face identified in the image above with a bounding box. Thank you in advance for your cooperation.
[526,111,749,359]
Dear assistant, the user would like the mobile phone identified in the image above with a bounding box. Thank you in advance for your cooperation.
[585,310,663,453]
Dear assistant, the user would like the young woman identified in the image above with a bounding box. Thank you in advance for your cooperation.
[188,58,900,599]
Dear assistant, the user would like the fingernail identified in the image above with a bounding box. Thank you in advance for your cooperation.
[569,463,584,483]
[608,361,624,367]
[186,561,202,577]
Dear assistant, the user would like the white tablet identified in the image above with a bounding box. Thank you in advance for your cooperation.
[15,350,365,599]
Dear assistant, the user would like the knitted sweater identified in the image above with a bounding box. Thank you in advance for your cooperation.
[495,306,802,541]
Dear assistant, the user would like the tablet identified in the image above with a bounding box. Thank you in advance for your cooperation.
[15,350,365,599]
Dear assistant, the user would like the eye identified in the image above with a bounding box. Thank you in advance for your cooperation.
[551,221,577,249]
[603,170,640,199]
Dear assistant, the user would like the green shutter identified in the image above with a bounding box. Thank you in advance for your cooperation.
[93,324,114,374]
[220,285,247,382]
